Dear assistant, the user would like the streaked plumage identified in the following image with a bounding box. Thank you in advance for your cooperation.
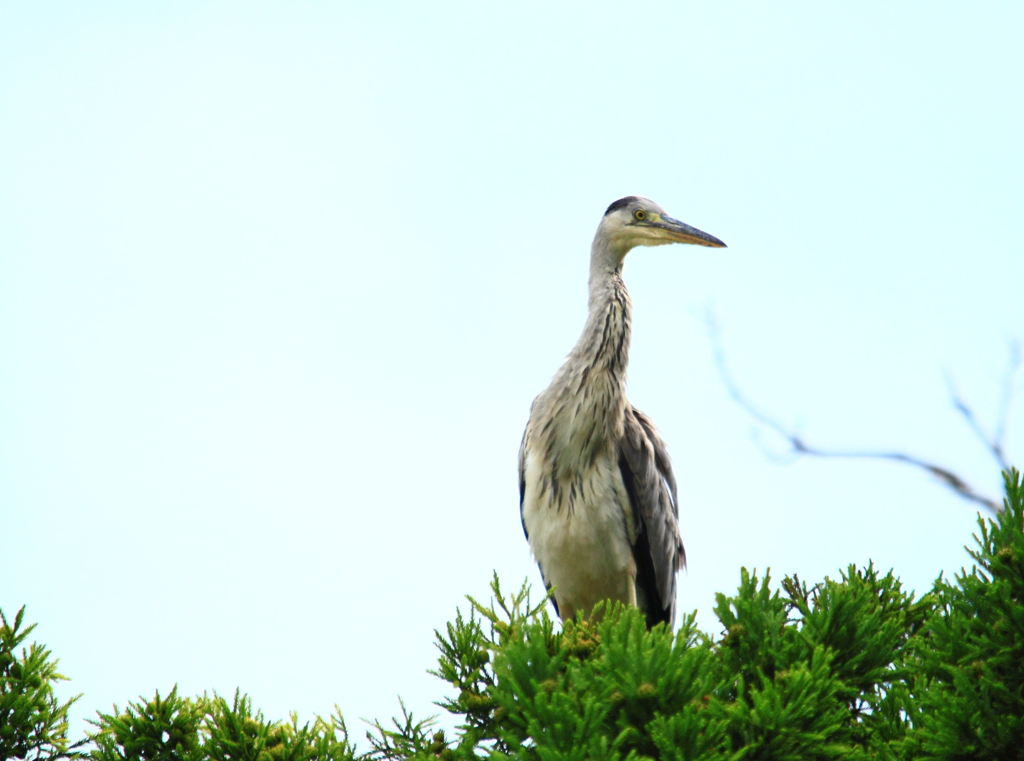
[519,196,726,628]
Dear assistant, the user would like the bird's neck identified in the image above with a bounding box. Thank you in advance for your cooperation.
[573,263,632,376]
[583,229,632,360]
[531,262,632,474]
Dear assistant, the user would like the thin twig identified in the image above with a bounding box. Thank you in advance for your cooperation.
[994,338,1021,455]
[945,339,1020,473]
[945,373,1009,472]
[706,310,1001,514]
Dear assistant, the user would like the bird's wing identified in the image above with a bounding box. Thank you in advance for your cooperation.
[518,422,529,536]
[618,406,685,627]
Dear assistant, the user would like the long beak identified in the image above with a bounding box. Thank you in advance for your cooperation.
[654,215,727,248]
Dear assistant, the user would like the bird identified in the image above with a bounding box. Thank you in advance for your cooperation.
[518,196,726,628]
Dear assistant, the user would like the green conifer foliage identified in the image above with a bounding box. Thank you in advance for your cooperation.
[0,607,81,760]
[86,689,358,761]
[3,470,1022,760]
[907,470,1024,761]
[88,687,206,761]
[425,471,1023,760]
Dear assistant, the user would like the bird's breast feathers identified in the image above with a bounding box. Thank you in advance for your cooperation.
[520,449,638,620]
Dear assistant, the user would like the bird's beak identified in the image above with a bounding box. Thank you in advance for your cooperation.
[651,214,727,248]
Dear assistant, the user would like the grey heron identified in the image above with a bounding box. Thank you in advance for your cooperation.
[519,196,726,628]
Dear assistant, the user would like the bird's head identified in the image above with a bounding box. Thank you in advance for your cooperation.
[595,196,726,262]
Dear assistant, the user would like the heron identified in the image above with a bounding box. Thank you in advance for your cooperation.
[518,196,726,628]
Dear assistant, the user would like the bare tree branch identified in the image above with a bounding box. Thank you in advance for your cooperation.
[945,374,1010,473]
[705,310,1002,514]
[944,340,1019,474]
[995,338,1021,455]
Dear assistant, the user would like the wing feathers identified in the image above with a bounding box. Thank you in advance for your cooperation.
[618,407,685,627]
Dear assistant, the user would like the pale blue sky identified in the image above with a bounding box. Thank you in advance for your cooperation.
[2,1,1021,746]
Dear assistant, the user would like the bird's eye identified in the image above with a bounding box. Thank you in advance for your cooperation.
[633,209,646,221]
